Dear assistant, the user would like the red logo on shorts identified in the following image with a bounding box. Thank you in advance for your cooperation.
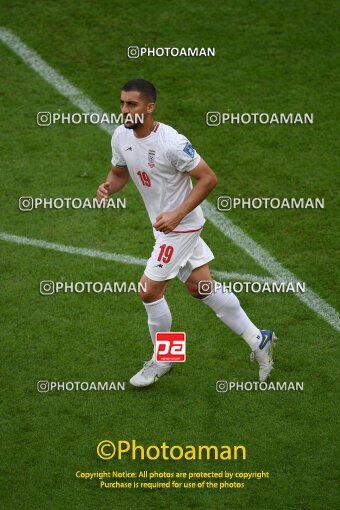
[155,332,186,362]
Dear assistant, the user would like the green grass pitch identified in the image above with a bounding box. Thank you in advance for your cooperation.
[0,1,339,509]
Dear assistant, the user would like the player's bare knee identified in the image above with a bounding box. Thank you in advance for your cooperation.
[139,286,164,303]
[139,288,147,301]
[186,281,204,300]
[140,287,153,303]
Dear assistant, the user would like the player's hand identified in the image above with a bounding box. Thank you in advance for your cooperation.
[96,182,111,204]
[153,211,182,234]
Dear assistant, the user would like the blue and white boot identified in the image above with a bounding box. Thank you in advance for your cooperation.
[250,330,277,382]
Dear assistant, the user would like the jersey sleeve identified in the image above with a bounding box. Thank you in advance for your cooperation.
[166,133,201,173]
[111,129,127,167]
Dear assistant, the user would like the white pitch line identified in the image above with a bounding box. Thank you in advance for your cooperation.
[213,270,274,284]
[0,232,147,266]
[0,28,115,135]
[0,232,267,283]
[0,27,339,331]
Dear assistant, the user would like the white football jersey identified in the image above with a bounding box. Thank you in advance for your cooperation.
[111,122,205,235]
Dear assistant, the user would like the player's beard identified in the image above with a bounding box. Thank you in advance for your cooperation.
[123,114,143,130]
[124,120,142,130]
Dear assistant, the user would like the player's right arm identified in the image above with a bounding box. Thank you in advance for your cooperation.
[96,165,129,204]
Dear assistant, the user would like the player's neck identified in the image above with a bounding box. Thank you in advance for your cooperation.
[133,117,156,139]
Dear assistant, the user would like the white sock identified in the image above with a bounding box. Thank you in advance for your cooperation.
[241,323,262,350]
[202,284,260,349]
[143,297,172,365]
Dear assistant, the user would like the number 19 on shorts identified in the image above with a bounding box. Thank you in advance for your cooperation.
[157,244,174,263]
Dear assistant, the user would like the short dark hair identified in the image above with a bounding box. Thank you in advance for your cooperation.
[121,79,157,102]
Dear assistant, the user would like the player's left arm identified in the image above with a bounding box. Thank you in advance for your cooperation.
[153,158,217,233]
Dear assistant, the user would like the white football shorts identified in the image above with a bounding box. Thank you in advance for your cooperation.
[144,229,214,283]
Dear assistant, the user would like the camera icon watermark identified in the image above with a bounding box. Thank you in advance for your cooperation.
[198,280,214,296]
[206,112,221,127]
[36,112,52,126]
[127,46,140,59]
[40,281,55,295]
[216,381,228,392]
[217,196,232,211]
[37,380,49,392]
[19,196,34,211]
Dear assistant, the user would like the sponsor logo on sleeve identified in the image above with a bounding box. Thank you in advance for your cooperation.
[183,142,195,158]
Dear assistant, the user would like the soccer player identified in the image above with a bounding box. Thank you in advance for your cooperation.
[97,79,276,387]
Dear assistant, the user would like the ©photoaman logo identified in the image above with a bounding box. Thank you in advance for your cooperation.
[155,332,186,362]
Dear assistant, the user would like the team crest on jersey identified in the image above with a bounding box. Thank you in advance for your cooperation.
[148,149,156,168]
[183,142,195,158]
